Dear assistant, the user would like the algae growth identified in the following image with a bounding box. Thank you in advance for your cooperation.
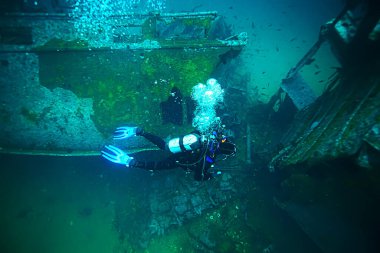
[38,44,229,136]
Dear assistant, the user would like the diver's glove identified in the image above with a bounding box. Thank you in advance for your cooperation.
[113,126,138,140]
[101,145,134,167]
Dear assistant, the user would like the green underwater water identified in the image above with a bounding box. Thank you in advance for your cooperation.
[0,154,323,253]
[2,0,379,252]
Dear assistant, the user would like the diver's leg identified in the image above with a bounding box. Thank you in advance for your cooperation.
[130,156,176,170]
[136,127,166,150]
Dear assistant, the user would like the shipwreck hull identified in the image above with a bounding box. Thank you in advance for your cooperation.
[269,66,380,169]
[0,12,247,155]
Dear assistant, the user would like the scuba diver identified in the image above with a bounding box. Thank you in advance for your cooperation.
[101,125,236,181]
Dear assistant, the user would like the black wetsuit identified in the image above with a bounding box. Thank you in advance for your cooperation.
[128,128,214,181]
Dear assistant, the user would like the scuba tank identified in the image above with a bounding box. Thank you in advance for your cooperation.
[167,134,202,153]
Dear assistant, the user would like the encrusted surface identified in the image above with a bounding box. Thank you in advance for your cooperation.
[0,13,244,152]
[0,53,104,151]
[271,73,380,168]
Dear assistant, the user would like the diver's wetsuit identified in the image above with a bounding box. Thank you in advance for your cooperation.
[128,128,214,181]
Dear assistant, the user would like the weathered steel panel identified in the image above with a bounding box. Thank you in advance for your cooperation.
[0,12,247,154]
